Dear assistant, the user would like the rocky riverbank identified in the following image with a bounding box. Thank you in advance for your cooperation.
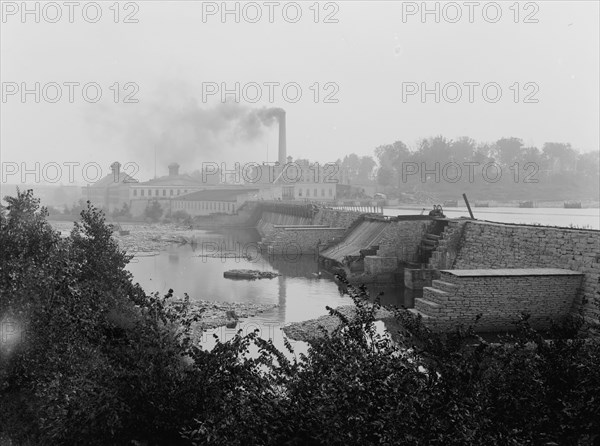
[224,269,280,280]
[172,299,278,331]
[113,223,205,253]
[282,305,395,342]
[50,221,205,253]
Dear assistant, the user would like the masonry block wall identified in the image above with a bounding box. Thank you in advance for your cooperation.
[364,256,398,275]
[267,228,346,255]
[257,208,364,253]
[418,270,584,331]
[313,209,364,229]
[377,220,429,263]
[430,220,600,323]
[256,211,312,237]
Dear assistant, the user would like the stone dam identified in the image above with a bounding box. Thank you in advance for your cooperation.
[214,201,600,332]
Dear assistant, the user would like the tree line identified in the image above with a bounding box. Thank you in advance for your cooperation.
[333,137,599,201]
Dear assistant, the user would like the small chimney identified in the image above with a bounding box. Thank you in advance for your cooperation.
[110,161,121,181]
[168,162,180,177]
[278,110,286,166]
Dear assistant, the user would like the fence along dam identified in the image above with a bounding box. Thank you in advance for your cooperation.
[238,201,600,332]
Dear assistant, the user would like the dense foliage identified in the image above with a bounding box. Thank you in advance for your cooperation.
[1,191,599,445]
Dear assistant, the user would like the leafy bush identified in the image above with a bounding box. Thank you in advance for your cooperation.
[183,281,600,446]
[0,191,203,444]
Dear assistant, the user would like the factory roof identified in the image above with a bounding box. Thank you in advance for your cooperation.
[90,172,138,188]
[139,174,205,187]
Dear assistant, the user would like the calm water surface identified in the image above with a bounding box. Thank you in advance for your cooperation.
[384,206,600,229]
[127,229,413,350]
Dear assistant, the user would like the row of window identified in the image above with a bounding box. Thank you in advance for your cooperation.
[174,201,235,213]
[133,188,190,197]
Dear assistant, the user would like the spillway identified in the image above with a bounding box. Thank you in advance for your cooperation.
[320,220,389,264]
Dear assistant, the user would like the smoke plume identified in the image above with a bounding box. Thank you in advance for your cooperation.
[85,85,285,176]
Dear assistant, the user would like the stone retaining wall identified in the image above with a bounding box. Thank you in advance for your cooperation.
[256,211,313,238]
[429,220,600,323]
[364,256,398,275]
[417,269,584,331]
[313,209,364,229]
[377,219,429,263]
[258,208,364,255]
[267,227,347,256]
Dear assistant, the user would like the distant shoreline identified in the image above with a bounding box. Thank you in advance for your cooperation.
[384,201,600,209]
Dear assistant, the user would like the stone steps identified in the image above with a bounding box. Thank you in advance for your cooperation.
[438,271,461,285]
[408,308,434,320]
[431,279,459,293]
[414,297,441,314]
[423,286,452,304]
[419,231,441,263]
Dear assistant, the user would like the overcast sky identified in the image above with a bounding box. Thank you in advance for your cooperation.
[1,1,599,184]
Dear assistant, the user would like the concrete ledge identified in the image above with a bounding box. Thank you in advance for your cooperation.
[283,227,346,231]
[441,268,584,277]
[463,218,600,233]
[273,224,330,229]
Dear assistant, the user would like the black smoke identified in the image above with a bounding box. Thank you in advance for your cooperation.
[85,86,285,175]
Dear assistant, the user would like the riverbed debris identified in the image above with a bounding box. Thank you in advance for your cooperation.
[223,269,280,280]
[170,298,278,331]
[198,252,252,260]
[282,305,395,342]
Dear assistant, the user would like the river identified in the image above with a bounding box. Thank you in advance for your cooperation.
[383,206,600,229]
[126,228,412,351]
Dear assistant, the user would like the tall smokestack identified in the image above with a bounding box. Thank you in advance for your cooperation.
[278,110,286,166]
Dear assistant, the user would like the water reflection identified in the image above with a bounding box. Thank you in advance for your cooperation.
[126,228,418,350]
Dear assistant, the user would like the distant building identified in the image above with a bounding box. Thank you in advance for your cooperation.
[84,161,253,217]
[173,189,259,216]
[249,157,348,202]
[82,162,138,212]
[128,163,209,216]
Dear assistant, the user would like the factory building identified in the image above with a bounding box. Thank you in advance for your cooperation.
[172,188,259,216]
[84,161,225,217]
[83,107,349,215]
[128,163,209,216]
